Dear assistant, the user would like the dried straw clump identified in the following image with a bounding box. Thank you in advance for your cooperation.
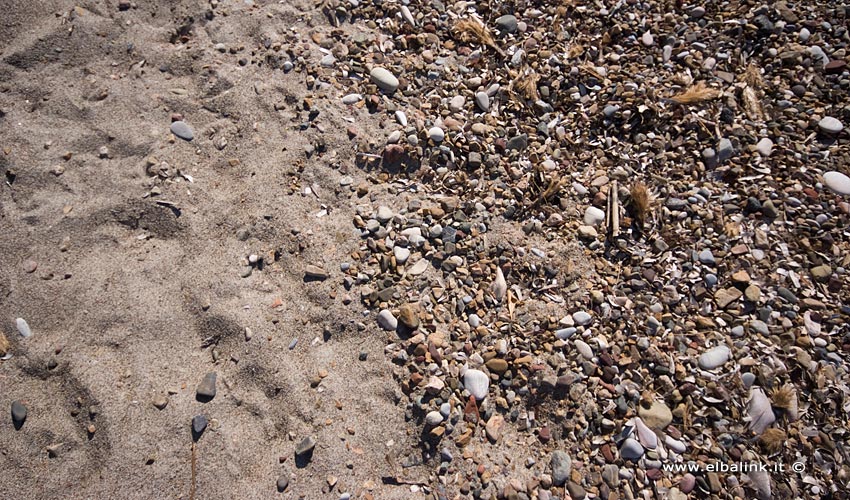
[0,331,8,356]
[759,428,786,453]
[630,182,651,228]
[670,81,721,104]
[513,71,541,102]
[744,62,764,89]
[452,19,504,55]
[771,385,795,408]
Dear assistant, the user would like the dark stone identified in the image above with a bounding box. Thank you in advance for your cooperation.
[196,372,217,402]
[191,415,207,441]
[11,401,27,430]
[295,436,316,467]
[506,134,528,151]
[276,474,289,492]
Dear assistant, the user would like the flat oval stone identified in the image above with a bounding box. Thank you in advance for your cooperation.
[342,93,362,104]
[823,171,850,196]
[698,345,731,370]
[16,318,32,338]
[819,116,843,135]
[428,127,445,142]
[572,311,593,326]
[370,67,399,93]
[170,121,194,141]
[377,309,398,331]
[475,92,490,111]
[463,369,489,400]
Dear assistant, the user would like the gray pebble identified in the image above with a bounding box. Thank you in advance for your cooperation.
[196,372,217,401]
[170,121,194,141]
[11,400,27,429]
[698,345,731,370]
[550,450,572,485]
[377,309,398,331]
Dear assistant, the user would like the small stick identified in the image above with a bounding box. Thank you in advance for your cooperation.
[608,180,620,238]
[190,442,197,500]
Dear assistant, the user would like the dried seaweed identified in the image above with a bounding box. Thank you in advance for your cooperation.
[670,81,721,104]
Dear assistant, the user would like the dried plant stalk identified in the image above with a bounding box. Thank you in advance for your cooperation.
[744,62,764,89]
[670,81,721,104]
[630,182,650,228]
[452,19,505,56]
[567,43,584,59]
[742,85,764,121]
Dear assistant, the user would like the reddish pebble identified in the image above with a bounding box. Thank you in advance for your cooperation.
[171,113,183,122]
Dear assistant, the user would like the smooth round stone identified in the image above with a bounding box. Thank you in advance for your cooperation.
[474,92,490,111]
[704,274,718,287]
[823,171,850,195]
[370,67,399,93]
[341,93,362,104]
[574,339,593,360]
[393,246,411,264]
[698,249,716,265]
[463,369,489,400]
[603,105,619,117]
[572,311,593,326]
[468,314,481,328]
[428,127,445,142]
[741,372,757,389]
[320,54,335,67]
[495,15,518,33]
[799,28,811,42]
[641,32,654,46]
[818,116,844,135]
[698,345,731,370]
[440,403,451,417]
[620,438,645,461]
[377,310,398,331]
[584,206,605,225]
[425,411,444,426]
[449,95,465,112]
[756,137,773,156]
[386,130,401,144]
[170,121,194,141]
[550,451,572,486]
